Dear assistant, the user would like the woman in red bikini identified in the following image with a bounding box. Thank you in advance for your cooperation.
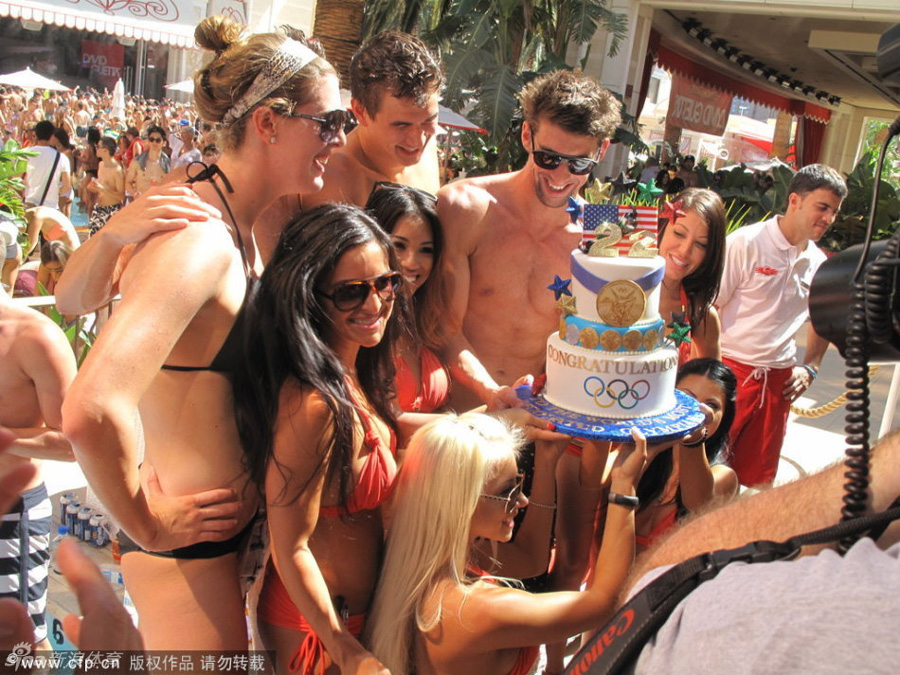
[234,204,407,674]
[366,184,450,415]
[589,358,739,556]
[657,187,727,364]
[368,413,647,675]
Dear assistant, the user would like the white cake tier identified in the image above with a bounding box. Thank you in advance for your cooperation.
[569,250,665,325]
[544,334,678,419]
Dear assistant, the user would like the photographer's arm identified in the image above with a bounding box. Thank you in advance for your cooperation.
[625,430,900,598]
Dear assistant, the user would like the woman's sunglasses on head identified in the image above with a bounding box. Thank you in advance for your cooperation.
[290,109,358,144]
[317,272,403,312]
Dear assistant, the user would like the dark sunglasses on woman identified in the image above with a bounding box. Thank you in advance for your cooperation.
[317,271,403,312]
[290,109,359,144]
[530,139,599,176]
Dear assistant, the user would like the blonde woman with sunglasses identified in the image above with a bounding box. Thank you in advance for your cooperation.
[367,413,647,675]
[61,17,351,651]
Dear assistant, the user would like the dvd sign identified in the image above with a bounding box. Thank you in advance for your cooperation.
[666,74,733,136]
[82,40,124,90]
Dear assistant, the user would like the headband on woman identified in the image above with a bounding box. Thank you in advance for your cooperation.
[219,38,319,128]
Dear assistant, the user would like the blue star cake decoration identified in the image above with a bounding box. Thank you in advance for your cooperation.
[547,275,572,300]
[566,197,583,223]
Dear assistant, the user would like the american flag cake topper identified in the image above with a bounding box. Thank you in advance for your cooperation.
[581,204,659,255]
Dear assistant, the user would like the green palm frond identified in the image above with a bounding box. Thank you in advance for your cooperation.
[442,40,495,109]
[471,64,522,143]
[0,140,35,221]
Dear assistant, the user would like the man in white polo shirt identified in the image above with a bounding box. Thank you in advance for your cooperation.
[716,164,847,487]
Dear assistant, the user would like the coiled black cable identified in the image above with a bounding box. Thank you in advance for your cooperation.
[840,277,871,552]
[840,116,900,552]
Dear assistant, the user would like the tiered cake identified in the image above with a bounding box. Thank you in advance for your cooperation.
[545,252,678,419]
[542,201,679,419]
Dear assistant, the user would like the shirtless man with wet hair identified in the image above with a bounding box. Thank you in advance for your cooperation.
[436,69,622,672]
[256,30,444,244]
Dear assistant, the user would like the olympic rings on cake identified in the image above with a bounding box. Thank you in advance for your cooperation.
[583,377,651,410]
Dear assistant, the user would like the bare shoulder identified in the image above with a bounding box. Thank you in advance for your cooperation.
[437,175,509,249]
[19,312,70,353]
[275,382,334,461]
[121,216,236,285]
[305,152,370,208]
[437,175,501,217]
[2,307,71,371]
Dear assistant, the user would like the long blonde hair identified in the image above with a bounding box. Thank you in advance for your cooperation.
[366,413,522,674]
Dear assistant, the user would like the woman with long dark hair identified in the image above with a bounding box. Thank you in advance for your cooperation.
[592,358,740,552]
[366,185,449,414]
[657,187,727,362]
[234,204,401,674]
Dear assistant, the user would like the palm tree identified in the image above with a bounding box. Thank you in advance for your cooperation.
[314,0,367,79]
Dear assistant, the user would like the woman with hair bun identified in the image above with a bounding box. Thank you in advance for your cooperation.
[61,16,354,650]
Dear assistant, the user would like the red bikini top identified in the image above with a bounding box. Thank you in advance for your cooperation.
[395,346,451,413]
[319,405,397,518]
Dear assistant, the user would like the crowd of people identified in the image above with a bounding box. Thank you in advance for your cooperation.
[0,79,222,298]
[1,12,895,675]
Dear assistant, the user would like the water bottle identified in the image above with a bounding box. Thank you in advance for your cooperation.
[50,525,68,574]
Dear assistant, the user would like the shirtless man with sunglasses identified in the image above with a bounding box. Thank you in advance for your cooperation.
[436,69,623,670]
[436,69,621,412]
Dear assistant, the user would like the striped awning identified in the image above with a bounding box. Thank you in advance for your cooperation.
[0,0,199,47]
[657,45,832,124]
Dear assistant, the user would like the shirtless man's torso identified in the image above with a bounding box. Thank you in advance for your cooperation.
[438,113,612,410]
[96,152,126,208]
[0,293,77,646]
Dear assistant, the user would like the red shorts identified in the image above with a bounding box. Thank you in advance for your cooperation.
[723,357,793,487]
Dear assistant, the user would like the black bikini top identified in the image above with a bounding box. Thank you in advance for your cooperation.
[160,163,254,376]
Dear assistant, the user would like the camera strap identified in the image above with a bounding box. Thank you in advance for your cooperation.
[565,502,900,675]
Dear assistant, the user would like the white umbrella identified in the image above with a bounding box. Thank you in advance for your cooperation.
[0,67,69,91]
[165,79,194,93]
[111,79,126,120]
[437,106,486,134]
